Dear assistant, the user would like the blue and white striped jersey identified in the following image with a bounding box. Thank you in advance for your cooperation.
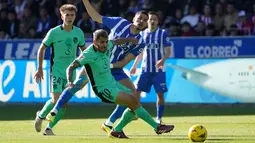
[102,16,145,64]
[140,28,172,73]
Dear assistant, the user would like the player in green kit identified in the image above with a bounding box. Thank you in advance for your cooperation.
[47,29,174,139]
[33,4,87,135]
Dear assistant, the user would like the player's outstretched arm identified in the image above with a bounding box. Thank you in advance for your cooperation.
[66,60,81,85]
[112,38,138,45]
[111,53,136,68]
[130,52,143,75]
[82,0,103,23]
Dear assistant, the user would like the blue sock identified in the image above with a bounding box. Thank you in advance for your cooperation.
[54,89,73,112]
[156,105,165,120]
[105,105,127,126]
[53,75,87,113]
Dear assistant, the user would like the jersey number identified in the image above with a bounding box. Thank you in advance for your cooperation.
[65,44,72,55]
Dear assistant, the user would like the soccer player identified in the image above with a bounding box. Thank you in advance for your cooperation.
[33,4,86,135]
[130,11,171,123]
[47,29,174,139]
[81,0,149,133]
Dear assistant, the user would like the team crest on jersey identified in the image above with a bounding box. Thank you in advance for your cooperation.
[73,37,78,44]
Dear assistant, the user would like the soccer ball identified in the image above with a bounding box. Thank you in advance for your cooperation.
[188,124,207,142]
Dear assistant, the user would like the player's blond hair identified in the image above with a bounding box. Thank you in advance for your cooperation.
[59,4,77,14]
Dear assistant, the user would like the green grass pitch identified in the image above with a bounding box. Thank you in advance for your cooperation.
[0,103,255,143]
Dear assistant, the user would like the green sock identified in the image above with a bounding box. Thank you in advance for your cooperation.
[114,109,135,132]
[134,106,158,129]
[39,99,54,118]
[49,108,67,128]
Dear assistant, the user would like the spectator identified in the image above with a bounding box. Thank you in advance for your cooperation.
[36,6,52,38]
[163,9,183,28]
[205,24,216,36]
[18,22,29,39]
[224,2,238,30]
[168,22,181,37]
[7,9,20,39]
[213,3,225,32]
[51,6,62,27]
[0,30,9,40]
[28,27,40,39]
[219,26,228,36]
[181,6,200,27]
[25,0,39,17]
[248,4,255,35]
[236,10,252,35]
[127,0,140,14]
[20,5,37,34]
[0,9,9,34]
[199,4,213,26]
[228,24,240,36]
[1,0,255,39]
[181,21,195,36]
[13,0,26,20]
[140,0,153,11]
[0,1,8,10]
[195,21,206,36]
[157,10,165,27]
[77,11,96,38]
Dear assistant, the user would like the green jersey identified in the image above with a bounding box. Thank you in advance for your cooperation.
[76,41,115,88]
[42,25,85,76]
[76,41,131,103]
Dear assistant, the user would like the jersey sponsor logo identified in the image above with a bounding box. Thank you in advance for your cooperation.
[73,37,78,44]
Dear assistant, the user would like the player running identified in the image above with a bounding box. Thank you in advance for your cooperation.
[33,4,86,135]
[81,0,150,133]
[130,11,171,124]
[46,29,175,139]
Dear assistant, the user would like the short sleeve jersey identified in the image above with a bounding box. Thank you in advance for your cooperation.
[75,41,116,87]
[140,28,172,72]
[102,16,145,64]
[42,25,85,76]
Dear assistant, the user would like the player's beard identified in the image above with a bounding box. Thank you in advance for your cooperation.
[97,45,107,53]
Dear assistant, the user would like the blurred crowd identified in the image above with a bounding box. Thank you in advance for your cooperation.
[1,0,255,40]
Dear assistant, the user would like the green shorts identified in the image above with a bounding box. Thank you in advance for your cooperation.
[50,70,75,93]
[96,82,131,103]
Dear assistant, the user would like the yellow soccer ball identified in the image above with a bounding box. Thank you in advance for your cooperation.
[188,124,207,142]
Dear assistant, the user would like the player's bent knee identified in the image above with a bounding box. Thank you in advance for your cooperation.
[128,95,140,110]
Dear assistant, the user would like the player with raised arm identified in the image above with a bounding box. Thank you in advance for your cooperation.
[33,4,86,135]
[46,29,174,139]
[81,0,151,134]
[130,11,171,124]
